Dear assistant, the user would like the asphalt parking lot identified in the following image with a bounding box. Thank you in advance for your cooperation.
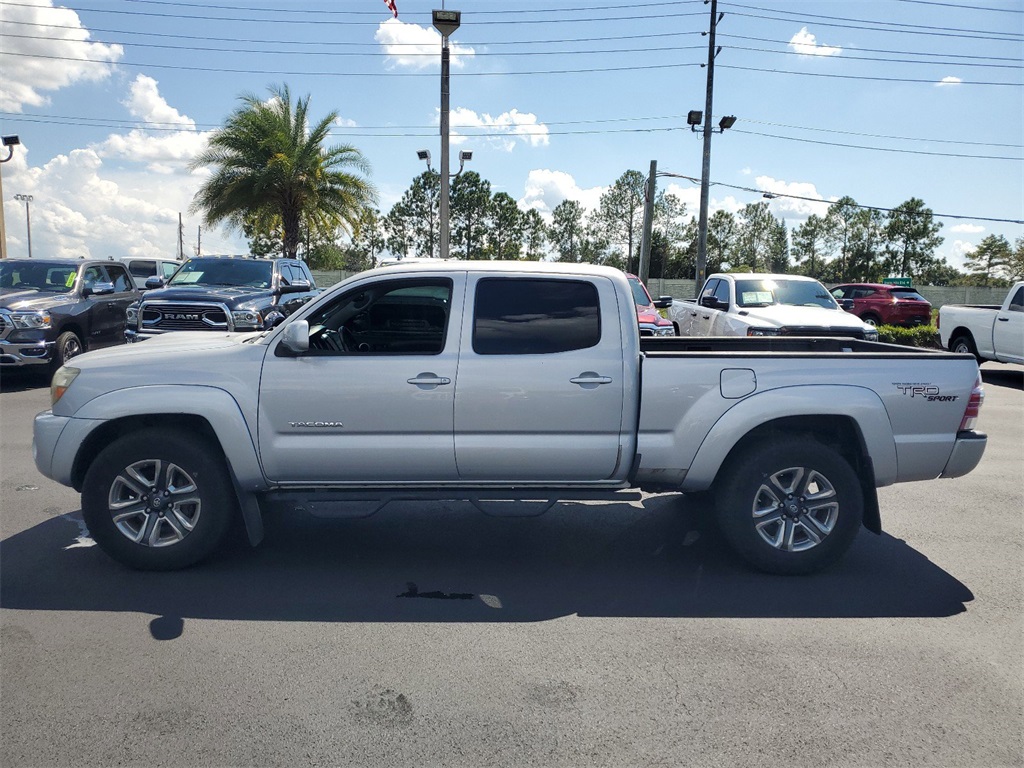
[1,363,1021,768]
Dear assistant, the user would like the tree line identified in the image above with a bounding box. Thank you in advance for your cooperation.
[189,85,1023,288]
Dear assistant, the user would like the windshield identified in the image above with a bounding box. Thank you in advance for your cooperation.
[169,258,273,289]
[735,278,839,309]
[0,261,78,294]
[627,276,653,307]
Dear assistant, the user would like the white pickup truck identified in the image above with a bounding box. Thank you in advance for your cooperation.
[669,272,878,341]
[938,281,1023,365]
[33,262,987,575]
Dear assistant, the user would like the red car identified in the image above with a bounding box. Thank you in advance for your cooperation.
[830,283,932,327]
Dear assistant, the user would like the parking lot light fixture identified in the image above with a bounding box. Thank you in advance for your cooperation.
[14,193,33,259]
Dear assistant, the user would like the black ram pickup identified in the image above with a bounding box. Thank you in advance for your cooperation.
[0,258,140,372]
[125,256,319,341]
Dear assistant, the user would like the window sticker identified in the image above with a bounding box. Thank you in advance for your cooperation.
[65,271,76,287]
[741,291,773,305]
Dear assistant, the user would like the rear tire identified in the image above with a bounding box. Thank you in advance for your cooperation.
[950,333,980,362]
[714,437,863,575]
[82,428,236,570]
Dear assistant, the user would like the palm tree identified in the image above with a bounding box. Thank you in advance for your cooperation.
[190,84,376,259]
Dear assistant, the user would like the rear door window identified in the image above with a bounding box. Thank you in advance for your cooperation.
[472,278,600,355]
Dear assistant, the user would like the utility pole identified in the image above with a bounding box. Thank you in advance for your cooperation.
[696,0,722,291]
[14,193,33,258]
[178,212,184,260]
[197,225,201,256]
[639,159,657,284]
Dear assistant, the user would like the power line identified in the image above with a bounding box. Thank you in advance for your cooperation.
[723,2,1024,39]
[3,109,1017,161]
[0,1,708,26]
[719,32,1022,63]
[893,0,1024,12]
[726,10,1022,42]
[6,30,1019,71]
[4,49,1020,86]
[0,32,706,58]
[659,172,1024,225]
[731,128,1021,161]
[0,50,705,76]
[718,63,1020,87]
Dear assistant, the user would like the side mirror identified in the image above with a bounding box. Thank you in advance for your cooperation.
[700,295,726,311]
[278,279,311,295]
[653,296,673,309]
[83,282,115,297]
[144,276,165,290]
[279,320,309,355]
[840,299,855,311]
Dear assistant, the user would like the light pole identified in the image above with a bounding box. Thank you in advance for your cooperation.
[0,134,21,260]
[432,8,460,260]
[14,193,33,259]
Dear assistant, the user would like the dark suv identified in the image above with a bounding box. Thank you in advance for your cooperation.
[125,256,318,342]
[830,283,932,327]
[0,258,140,371]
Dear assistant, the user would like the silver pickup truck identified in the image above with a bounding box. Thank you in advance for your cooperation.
[33,262,987,575]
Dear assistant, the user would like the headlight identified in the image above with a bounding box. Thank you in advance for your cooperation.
[231,309,263,329]
[10,311,51,329]
[126,306,139,325]
[654,327,674,337]
[51,366,80,406]
[865,329,879,342]
[746,327,781,337]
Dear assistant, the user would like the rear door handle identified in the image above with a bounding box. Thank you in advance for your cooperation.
[997,317,1009,322]
[570,373,613,387]
[407,373,451,388]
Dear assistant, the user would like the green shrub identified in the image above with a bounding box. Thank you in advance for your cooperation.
[877,324,941,349]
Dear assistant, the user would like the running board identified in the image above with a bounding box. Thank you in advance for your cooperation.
[262,488,643,519]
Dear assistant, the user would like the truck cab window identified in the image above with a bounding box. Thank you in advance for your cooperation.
[306,278,452,355]
[472,278,600,355]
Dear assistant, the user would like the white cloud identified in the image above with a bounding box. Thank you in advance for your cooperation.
[950,223,985,234]
[755,176,834,217]
[95,75,211,171]
[949,239,977,269]
[518,169,604,215]
[0,0,123,112]
[123,75,193,127]
[333,116,359,128]
[788,27,842,57]
[1,140,241,261]
[449,107,550,151]
[374,19,475,70]
[663,183,744,217]
[937,76,962,87]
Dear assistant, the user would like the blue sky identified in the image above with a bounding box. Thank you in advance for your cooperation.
[1,0,1021,270]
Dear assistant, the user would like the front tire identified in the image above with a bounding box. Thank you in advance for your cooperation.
[714,437,863,575]
[860,313,881,328]
[52,331,83,370]
[82,429,236,570]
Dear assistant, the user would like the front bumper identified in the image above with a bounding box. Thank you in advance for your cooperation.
[940,430,987,478]
[638,323,674,337]
[0,338,55,367]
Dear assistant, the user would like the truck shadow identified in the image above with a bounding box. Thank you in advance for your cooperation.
[0,494,972,629]
[0,368,49,393]
[980,366,1023,391]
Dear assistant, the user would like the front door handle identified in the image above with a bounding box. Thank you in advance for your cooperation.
[570,372,613,388]
[407,372,451,388]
